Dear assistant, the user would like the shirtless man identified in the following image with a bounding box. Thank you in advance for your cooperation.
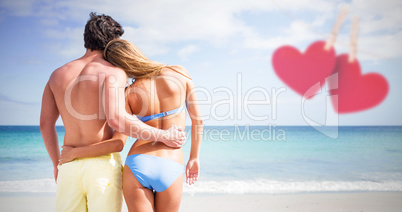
[39,12,185,212]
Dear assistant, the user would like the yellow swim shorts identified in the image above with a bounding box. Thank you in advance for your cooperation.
[56,153,123,212]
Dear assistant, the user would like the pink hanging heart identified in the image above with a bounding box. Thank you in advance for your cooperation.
[272,41,336,98]
[329,54,389,113]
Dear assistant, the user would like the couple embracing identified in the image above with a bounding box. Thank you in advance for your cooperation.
[40,12,203,212]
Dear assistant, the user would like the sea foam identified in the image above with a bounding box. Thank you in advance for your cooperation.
[0,179,56,193]
[1,178,401,194]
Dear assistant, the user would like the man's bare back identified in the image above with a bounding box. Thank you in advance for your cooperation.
[48,50,122,147]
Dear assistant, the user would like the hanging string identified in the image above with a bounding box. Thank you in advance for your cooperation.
[271,0,401,64]
[325,8,348,51]
[348,16,359,63]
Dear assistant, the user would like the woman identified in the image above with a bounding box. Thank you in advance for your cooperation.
[61,38,203,212]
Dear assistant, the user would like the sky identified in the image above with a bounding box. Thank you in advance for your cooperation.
[0,0,401,126]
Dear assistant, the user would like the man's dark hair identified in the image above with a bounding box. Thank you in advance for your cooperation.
[84,12,124,51]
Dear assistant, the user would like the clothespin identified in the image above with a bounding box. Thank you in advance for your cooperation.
[348,16,359,63]
[324,7,349,51]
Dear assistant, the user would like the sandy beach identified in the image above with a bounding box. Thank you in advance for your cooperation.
[1,192,401,212]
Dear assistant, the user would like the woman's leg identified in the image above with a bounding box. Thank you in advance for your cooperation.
[154,174,184,212]
[123,165,155,212]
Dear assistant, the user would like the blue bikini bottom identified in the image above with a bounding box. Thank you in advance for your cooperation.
[125,154,184,192]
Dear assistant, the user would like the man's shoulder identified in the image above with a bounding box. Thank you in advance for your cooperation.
[48,58,126,83]
[87,62,126,81]
[48,61,74,82]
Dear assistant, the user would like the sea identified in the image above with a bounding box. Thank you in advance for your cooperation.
[0,125,401,195]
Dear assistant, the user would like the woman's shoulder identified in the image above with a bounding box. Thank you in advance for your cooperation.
[162,65,192,80]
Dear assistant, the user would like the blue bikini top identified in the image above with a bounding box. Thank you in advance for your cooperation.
[134,67,190,123]
[136,104,186,122]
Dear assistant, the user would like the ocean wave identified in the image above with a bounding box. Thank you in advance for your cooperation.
[0,179,56,193]
[1,178,402,194]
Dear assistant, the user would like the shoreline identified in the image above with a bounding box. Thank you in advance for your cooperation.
[1,192,401,212]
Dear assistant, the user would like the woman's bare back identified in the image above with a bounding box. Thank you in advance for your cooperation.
[126,67,191,164]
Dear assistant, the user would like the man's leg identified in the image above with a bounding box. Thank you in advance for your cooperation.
[56,161,87,212]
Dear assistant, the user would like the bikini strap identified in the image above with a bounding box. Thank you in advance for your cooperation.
[137,104,186,122]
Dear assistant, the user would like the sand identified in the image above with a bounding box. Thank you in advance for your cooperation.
[1,192,401,212]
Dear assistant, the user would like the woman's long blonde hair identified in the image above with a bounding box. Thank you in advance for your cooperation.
[104,39,168,79]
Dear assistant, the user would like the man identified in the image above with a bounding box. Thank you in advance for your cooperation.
[40,12,185,212]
